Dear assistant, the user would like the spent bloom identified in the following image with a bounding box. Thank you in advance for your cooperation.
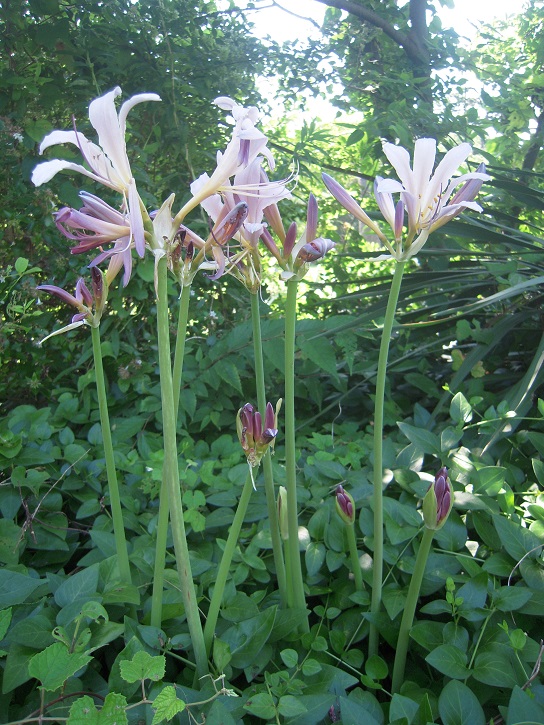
[54,192,134,286]
[37,266,108,343]
[422,466,453,530]
[236,401,281,487]
[335,485,355,526]
[323,138,489,262]
[32,86,160,258]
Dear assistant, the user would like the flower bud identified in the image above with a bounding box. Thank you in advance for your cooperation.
[335,484,355,526]
[236,400,280,470]
[277,486,289,540]
[422,467,453,530]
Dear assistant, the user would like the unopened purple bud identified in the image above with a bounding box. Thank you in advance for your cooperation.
[75,278,93,308]
[306,194,318,244]
[283,222,297,258]
[335,484,355,525]
[423,466,453,530]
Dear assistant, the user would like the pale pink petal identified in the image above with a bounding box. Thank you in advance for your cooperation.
[412,138,436,194]
[382,143,413,187]
[88,87,130,184]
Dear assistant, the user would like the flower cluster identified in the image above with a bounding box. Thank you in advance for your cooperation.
[236,401,280,471]
[323,139,489,261]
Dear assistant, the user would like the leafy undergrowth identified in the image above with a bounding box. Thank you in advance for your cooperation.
[1,385,544,724]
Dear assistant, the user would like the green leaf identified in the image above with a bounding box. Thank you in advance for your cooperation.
[28,642,92,692]
[492,585,532,611]
[390,694,419,724]
[305,541,326,577]
[215,360,243,393]
[365,654,388,680]
[438,680,485,725]
[280,648,298,668]
[277,694,307,717]
[473,647,518,687]
[151,685,186,725]
[450,392,472,424]
[0,608,12,640]
[54,565,100,608]
[425,644,469,679]
[222,606,276,669]
[493,515,543,562]
[67,692,128,725]
[298,336,338,376]
[506,686,544,724]
[119,651,166,683]
[213,638,231,672]
[0,569,42,608]
[244,692,276,719]
[397,422,441,455]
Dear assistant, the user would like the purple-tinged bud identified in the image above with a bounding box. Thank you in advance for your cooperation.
[306,194,318,244]
[449,163,488,205]
[283,222,297,258]
[296,238,336,264]
[422,466,453,530]
[335,484,355,526]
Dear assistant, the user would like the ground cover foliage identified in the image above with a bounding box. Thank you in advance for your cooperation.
[2,1,544,723]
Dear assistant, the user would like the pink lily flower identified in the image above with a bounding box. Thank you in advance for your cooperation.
[323,139,489,261]
[32,87,160,258]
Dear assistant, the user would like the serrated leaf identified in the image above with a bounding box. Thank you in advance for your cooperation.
[28,642,92,692]
[67,692,128,725]
[215,360,243,393]
[119,651,166,683]
[151,685,186,725]
[298,336,338,376]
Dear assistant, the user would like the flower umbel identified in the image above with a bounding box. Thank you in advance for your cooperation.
[236,401,281,487]
[323,139,489,261]
[37,266,108,343]
[422,466,453,530]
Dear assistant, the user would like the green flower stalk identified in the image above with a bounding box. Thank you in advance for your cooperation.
[335,485,363,592]
[391,467,453,693]
[38,270,132,590]
[155,255,207,679]
[204,404,279,655]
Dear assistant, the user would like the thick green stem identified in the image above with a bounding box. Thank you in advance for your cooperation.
[155,258,208,679]
[90,325,132,588]
[391,527,435,694]
[347,525,363,592]
[250,292,287,606]
[150,284,192,629]
[203,472,254,656]
[284,280,308,626]
[369,261,405,658]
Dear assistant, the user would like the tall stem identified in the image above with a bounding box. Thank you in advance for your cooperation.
[391,527,434,693]
[346,525,363,592]
[203,472,254,656]
[155,258,207,679]
[284,280,308,625]
[369,261,405,658]
[90,325,132,588]
[250,292,287,605]
[150,284,192,629]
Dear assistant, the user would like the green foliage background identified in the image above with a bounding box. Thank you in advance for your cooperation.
[2,0,544,723]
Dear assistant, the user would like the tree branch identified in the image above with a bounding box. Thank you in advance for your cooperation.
[313,0,424,62]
